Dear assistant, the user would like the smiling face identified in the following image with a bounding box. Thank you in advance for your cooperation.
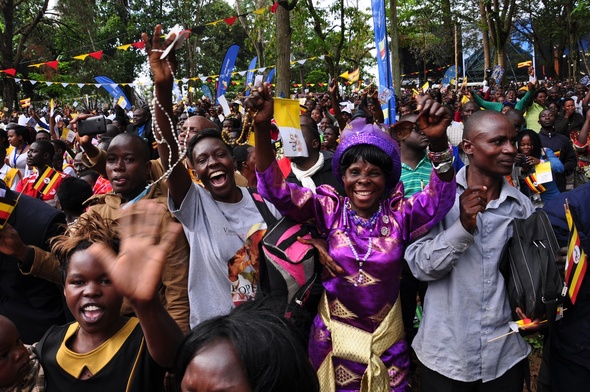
[519,134,533,156]
[105,135,150,202]
[322,127,339,150]
[64,249,123,338]
[342,157,386,218]
[0,317,30,388]
[192,137,240,202]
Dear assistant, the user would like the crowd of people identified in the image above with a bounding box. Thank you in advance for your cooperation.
[0,25,589,392]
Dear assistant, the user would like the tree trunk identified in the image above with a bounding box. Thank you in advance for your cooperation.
[479,0,491,80]
[275,2,295,99]
[389,0,401,96]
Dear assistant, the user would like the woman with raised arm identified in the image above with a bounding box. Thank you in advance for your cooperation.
[246,84,456,392]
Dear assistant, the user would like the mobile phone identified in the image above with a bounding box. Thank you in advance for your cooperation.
[77,115,107,136]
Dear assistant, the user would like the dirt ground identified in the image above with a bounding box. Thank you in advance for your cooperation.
[408,349,544,391]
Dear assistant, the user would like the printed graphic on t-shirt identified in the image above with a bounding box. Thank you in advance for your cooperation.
[228,223,266,306]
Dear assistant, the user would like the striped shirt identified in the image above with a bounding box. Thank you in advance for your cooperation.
[400,153,432,197]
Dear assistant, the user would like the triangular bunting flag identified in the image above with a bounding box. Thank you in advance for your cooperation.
[253,7,266,15]
[28,63,43,68]
[224,16,237,26]
[89,51,103,60]
[270,2,279,13]
[110,83,118,89]
[258,67,267,73]
[45,61,59,69]
[30,80,37,85]
[45,82,53,86]
[237,71,247,76]
[74,54,90,61]
[1,68,17,77]
[61,83,69,87]
[117,44,132,50]
[14,78,21,83]
[94,84,101,88]
[181,78,189,83]
[297,60,307,65]
[131,41,145,50]
[78,83,85,88]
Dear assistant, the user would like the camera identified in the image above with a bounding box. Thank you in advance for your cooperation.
[77,115,107,136]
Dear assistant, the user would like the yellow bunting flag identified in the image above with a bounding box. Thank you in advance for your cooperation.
[565,201,587,304]
[0,197,17,230]
[348,68,360,83]
[73,54,90,61]
[274,98,307,158]
[33,166,60,196]
[518,61,533,68]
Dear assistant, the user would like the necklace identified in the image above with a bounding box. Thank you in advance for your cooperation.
[345,199,382,230]
[344,233,372,287]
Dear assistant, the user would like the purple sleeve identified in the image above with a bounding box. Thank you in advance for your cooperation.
[256,160,341,234]
[402,170,457,242]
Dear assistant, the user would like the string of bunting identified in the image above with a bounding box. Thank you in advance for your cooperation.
[0,3,282,76]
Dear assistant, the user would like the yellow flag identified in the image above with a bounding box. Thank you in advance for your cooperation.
[348,69,360,83]
[518,61,533,68]
[339,71,349,79]
[73,54,90,61]
[274,98,307,158]
[422,81,429,92]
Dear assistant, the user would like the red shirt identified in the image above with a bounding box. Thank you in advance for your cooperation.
[16,171,67,206]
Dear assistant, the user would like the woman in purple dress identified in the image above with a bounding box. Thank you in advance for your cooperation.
[247,86,456,392]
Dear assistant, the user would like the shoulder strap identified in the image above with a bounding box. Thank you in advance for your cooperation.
[247,188,278,226]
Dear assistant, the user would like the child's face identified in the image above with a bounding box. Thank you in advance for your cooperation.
[519,135,533,156]
[0,317,30,387]
[64,250,123,336]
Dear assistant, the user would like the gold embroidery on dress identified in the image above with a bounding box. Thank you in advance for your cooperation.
[314,328,331,342]
[345,270,380,287]
[334,364,361,387]
[330,298,357,319]
[388,364,406,388]
[370,303,393,323]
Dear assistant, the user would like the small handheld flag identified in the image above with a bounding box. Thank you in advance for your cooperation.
[33,166,60,196]
[0,197,17,230]
[565,200,587,304]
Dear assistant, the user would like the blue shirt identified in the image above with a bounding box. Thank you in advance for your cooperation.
[404,166,535,382]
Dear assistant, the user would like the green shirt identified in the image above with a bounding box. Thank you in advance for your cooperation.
[400,153,432,197]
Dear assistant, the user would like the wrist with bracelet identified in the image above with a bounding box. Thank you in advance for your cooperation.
[427,142,454,174]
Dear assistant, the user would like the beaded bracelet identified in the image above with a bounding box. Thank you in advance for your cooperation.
[427,142,453,163]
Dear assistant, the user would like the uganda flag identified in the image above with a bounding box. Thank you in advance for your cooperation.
[0,197,17,230]
[524,173,547,194]
[20,98,31,108]
[565,202,587,304]
[33,166,60,196]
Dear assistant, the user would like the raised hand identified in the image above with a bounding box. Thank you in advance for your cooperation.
[88,200,183,305]
[142,25,178,88]
[416,95,451,144]
[244,82,273,126]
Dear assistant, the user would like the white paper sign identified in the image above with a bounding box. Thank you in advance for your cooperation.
[278,127,309,158]
[217,95,231,116]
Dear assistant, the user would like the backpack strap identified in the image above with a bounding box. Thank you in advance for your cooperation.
[247,188,279,226]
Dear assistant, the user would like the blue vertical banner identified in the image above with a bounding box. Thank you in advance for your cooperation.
[371,0,395,124]
[245,56,258,96]
[201,84,213,101]
[216,44,240,102]
[266,68,276,84]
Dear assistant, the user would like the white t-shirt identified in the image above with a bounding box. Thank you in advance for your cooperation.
[170,184,280,328]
